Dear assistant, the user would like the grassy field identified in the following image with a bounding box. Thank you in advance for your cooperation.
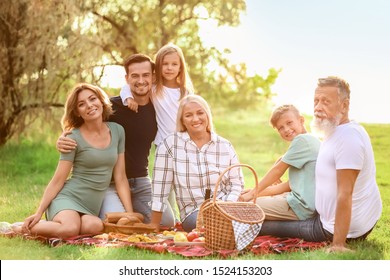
[0,109,389,260]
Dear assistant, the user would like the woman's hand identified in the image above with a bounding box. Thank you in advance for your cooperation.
[22,213,43,234]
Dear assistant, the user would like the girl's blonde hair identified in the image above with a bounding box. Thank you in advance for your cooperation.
[154,43,194,100]
[176,95,214,133]
[61,83,112,131]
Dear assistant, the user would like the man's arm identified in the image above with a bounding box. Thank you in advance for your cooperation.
[56,131,77,153]
[330,169,359,252]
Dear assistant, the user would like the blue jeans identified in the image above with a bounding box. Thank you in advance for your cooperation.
[181,210,199,233]
[260,214,373,242]
[99,176,175,227]
[259,214,333,242]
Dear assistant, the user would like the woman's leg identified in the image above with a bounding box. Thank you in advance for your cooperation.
[29,210,81,239]
[80,214,104,235]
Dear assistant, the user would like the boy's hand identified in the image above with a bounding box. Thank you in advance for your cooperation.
[56,131,76,153]
[126,98,139,113]
[239,188,254,202]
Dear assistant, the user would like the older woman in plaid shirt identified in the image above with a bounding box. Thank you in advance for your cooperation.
[149,95,244,232]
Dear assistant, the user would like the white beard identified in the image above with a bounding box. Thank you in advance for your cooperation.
[311,113,341,139]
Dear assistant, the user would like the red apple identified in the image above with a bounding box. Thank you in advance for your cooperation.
[186,231,199,242]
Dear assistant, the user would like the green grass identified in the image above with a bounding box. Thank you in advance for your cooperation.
[1,109,389,260]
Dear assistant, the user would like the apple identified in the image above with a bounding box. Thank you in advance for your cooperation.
[173,232,187,242]
[192,237,205,242]
[186,231,199,242]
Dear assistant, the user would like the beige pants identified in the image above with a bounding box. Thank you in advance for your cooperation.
[256,192,299,221]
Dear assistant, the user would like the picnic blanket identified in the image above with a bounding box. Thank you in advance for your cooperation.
[1,231,328,258]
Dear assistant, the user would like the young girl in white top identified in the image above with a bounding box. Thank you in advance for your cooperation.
[120,43,194,222]
[120,43,194,145]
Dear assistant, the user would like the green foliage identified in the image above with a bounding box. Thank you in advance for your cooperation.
[1,109,389,260]
[0,0,278,147]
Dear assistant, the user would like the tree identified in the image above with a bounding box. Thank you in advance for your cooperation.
[0,0,103,146]
[0,0,279,147]
[76,0,279,106]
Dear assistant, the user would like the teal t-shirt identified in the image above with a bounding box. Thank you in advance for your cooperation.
[46,122,125,220]
[282,133,321,220]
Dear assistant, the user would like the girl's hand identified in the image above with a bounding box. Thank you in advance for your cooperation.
[126,98,139,113]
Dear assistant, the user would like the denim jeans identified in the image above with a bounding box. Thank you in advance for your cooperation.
[260,213,374,242]
[181,210,199,232]
[99,176,175,227]
[259,214,333,242]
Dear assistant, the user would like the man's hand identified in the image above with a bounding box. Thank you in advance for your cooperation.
[126,98,139,113]
[56,131,76,153]
[326,244,354,253]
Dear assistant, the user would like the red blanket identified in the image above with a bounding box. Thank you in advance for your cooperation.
[2,232,328,258]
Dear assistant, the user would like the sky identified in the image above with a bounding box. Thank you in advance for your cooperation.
[198,0,390,124]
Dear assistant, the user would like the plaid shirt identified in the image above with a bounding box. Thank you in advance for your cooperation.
[151,131,244,221]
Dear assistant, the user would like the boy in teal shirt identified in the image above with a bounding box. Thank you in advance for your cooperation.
[240,105,320,220]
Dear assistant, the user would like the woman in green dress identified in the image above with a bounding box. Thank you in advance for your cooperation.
[19,83,133,239]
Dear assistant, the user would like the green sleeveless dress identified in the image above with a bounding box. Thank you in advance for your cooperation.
[46,122,125,220]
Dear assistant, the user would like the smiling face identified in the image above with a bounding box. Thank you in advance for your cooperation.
[311,86,348,137]
[161,52,181,87]
[76,89,103,122]
[275,110,306,141]
[125,61,153,99]
[181,101,209,136]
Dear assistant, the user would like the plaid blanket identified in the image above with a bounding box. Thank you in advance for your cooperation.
[1,231,328,258]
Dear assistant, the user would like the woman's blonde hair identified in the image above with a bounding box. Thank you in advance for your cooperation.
[154,43,194,99]
[176,95,214,133]
[61,83,112,131]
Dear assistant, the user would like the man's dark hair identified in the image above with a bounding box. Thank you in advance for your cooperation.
[123,54,155,75]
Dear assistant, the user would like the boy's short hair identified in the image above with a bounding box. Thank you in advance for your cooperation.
[270,104,301,128]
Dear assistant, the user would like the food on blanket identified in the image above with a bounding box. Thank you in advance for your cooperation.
[116,216,142,226]
[162,230,176,236]
[127,234,158,243]
[186,231,199,242]
[93,233,109,239]
[104,212,144,223]
[173,232,188,242]
[108,232,133,240]
[192,237,205,242]
[127,212,144,222]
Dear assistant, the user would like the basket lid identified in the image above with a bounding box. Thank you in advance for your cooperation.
[215,201,265,224]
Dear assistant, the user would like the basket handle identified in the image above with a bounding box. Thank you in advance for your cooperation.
[212,163,259,204]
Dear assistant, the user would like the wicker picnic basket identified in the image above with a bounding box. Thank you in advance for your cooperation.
[102,212,156,234]
[196,164,265,251]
